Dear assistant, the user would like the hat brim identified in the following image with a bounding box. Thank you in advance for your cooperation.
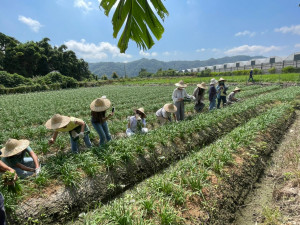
[45,116,71,130]
[0,139,30,157]
[197,84,207,89]
[163,104,177,113]
[90,98,111,112]
[175,83,187,88]
[136,109,147,118]
[218,79,226,82]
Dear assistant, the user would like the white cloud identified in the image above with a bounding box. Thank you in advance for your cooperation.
[212,48,219,52]
[235,30,256,37]
[295,43,300,48]
[18,15,42,32]
[64,39,132,62]
[139,50,157,57]
[163,51,170,56]
[74,0,93,12]
[275,25,300,35]
[196,48,205,52]
[225,45,281,55]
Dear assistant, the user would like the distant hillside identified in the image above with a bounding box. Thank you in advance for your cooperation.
[89,55,264,78]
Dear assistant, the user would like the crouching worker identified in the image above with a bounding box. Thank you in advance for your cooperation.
[46,114,92,154]
[1,139,40,179]
[193,82,207,112]
[126,108,148,137]
[156,103,177,125]
[227,87,241,105]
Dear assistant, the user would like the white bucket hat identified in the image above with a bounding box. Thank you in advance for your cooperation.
[233,87,241,92]
[90,97,111,112]
[0,139,30,157]
[210,78,217,85]
[45,114,71,130]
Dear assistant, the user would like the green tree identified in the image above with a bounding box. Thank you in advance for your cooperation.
[101,74,108,80]
[112,72,119,79]
[99,0,169,53]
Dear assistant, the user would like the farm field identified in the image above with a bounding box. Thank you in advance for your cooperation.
[115,73,300,85]
[1,83,300,224]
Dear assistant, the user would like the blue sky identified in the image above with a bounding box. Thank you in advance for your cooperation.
[1,0,300,63]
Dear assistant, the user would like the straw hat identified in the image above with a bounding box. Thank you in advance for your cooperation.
[0,139,30,157]
[210,78,217,85]
[218,77,226,82]
[163,103,177,113]
[197,82,207,89]
[175,80,187,88]
[233,87,241,92]
[136,107,146,118]
[45,114,71,130]
[90,97,111,112]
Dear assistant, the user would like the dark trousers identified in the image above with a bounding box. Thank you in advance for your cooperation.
[248,77,254,82]
[217,96,227,108]
[0,193,6,225]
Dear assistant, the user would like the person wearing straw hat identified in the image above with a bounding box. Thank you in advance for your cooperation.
[126,108,148,137]
[227,87,241,105]
[90,96,114,146]
[209,78,218,111]
[156,103,177,125]
[172,80,194,121]
[193,82,207,113]
[46,114,92,154]
[1,139,40,179]
[216,77,228,109]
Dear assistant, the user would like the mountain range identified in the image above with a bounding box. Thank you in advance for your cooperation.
[89,55,264,78]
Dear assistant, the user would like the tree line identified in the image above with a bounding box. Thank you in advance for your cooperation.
[0,32,94,81]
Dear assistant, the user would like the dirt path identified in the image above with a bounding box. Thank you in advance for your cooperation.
[234,110,300,225]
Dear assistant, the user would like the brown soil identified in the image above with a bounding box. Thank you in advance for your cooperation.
[234,110,300,225]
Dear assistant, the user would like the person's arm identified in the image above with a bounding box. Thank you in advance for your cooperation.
[104,112,114,122]
[75,119,85,133]
[15,163,35,172]
[48,131,58,145]
[0,161,18,182]
[173,113,177,121]
[29,151,40,169]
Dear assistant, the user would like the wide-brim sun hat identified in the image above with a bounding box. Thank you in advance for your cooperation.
[90,97,111,112]
[136,107,147,118]
[175,80,187,88]
[218,77,226,82]
[234,87,241,92]
[0,139,30,157]
[210,78,217,85]
[163,103,177,113]
[197,82,207,89]
[45,114,71,130]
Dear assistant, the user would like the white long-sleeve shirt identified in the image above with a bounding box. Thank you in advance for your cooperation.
[172,88,188,104]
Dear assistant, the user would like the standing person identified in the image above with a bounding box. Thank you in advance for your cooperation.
[156,103,177,125]
[46,114,92,154]
[193,82,207,113]
[209,78,218,111]
[0,151,18,225]
[227,87,241,105]
[248,69,254,82]
[126,108,148,137]
[172,80,194,121]
[216,78,228,109]
[1,139,40,179]
[90,97,114,146]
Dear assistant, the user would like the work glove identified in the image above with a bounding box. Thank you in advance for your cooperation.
[78,132,85,138]
[35,167,41,175]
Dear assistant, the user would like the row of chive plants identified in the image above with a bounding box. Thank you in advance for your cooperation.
[0,84,264,155]
[2,86,299,221]
[76,102,294,225]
